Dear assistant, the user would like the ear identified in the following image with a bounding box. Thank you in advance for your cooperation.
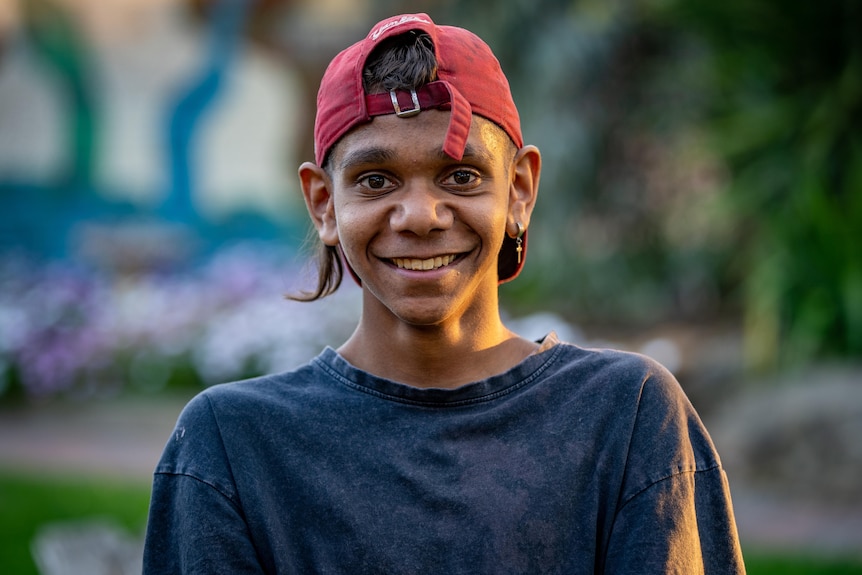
[507,145,542,236]
[298,161,339,246]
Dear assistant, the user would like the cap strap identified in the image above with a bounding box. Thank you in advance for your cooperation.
[439,81,472,161]
[365,80,473,160]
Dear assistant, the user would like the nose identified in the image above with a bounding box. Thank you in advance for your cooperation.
[389,180,453,236]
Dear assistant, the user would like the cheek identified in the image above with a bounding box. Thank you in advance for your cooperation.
[333,200,375,250]
[490,201,515,255]
[473,199,509,237]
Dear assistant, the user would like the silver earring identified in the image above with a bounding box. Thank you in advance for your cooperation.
[515,222,525,264]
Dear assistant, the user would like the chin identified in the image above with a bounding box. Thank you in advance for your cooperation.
[391,308,451,328]
[384,298,461,328]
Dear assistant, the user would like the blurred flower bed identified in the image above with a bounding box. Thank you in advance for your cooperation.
[0,243,362,401]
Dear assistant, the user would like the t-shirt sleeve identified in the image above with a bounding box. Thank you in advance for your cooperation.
[605,466,745,574]
[603,357,746,574]
[143,392,265,574]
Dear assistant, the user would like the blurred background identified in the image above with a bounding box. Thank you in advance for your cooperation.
[1,0,860,573]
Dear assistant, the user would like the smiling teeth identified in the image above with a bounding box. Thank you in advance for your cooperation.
[393,254,456,271]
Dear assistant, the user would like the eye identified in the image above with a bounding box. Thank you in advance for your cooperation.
[442,169,480,188]
[358,173,395,192]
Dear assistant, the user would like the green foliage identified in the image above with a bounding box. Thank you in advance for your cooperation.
[0,470,150,575]
[661,0,862,369]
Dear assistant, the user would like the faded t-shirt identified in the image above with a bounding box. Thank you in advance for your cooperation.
[144,338,745,574]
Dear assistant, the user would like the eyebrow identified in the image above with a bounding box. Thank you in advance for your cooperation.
[337,147,396,171]
[338,143,494,172]
[456,144,495,165]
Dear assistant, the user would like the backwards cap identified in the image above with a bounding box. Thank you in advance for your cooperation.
[313,13,528,283]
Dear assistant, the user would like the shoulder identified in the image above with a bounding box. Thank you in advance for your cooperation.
[523,342,693,442]
[555,344,727,500]
[167,348,357,444]
[187,353,333,416]
[542,341,679,402]
[156,357,328,470]
[544,341,719,462]
[549,343,705,442]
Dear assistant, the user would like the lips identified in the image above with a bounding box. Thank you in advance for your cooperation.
[391,254,457,271]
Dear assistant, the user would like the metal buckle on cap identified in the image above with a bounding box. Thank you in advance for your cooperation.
[390,89,421,117]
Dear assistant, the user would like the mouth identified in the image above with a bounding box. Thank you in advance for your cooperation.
[391,254,457,271]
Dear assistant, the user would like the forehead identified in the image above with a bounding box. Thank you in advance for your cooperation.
[327,111,514,171]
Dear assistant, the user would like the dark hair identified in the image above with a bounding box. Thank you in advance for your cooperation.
[362,31,438,93]
[288,31,438,302]
[286,234,345,302]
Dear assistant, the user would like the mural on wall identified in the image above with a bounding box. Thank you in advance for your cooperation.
[0,0,317,268]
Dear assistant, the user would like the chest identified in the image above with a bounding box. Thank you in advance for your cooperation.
[229,404,626,574]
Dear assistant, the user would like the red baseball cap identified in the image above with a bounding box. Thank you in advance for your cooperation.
[313,13,527,283]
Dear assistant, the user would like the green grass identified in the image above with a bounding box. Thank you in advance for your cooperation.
[0,469,151,575]
[745,553,862,574]
[2,469,862,574]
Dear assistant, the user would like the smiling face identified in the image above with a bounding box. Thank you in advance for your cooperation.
[300,110,539,332]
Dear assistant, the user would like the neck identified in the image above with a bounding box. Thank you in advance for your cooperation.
[337,307,537,389]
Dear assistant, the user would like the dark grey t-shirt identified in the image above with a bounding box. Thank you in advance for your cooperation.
[144,340,745,574]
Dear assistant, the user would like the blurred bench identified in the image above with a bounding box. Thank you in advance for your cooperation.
[31,519,143,575]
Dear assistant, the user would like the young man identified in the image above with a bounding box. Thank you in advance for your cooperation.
[143,13,746,574]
